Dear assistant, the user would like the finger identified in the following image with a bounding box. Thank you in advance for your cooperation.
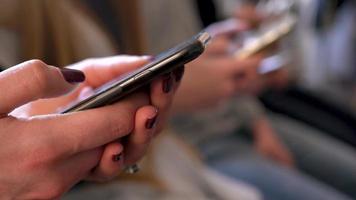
[18,86,95,117]
[151,73,174,108]
[0,60,85,115]
[24,92,149,156]
[150,73,176,134]
[34,56,152,116]
[234,56,263,72]
[124,106,158,166]
[172,66,185,89]
[86,142,124,182]
[71,55,151,88]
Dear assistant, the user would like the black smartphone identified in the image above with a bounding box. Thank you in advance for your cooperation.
[62,32,211,113]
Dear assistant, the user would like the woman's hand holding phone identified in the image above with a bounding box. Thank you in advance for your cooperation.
[22,56,183,181]
[1,56,182,199]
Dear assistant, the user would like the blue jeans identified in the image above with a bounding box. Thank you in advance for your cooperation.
[199,134,353,200]
[268,112,356,198]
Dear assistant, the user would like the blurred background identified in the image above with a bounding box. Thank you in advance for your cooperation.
[0,0,355,199]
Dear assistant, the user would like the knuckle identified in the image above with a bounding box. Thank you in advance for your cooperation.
[26,59,47,68]
[27,60,50,96]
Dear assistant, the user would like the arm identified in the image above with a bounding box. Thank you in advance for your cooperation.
[237,96,295,167]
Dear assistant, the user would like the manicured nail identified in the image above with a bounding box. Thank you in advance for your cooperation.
[60,68,85,83]
[112,153,122,162]
[145,114,158,129]
[162,74,173,93]
[173,66,185,82]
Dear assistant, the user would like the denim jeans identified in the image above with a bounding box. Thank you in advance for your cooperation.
[199,132,353,200]
[268,112,356,198]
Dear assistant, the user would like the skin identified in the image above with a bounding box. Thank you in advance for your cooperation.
[253,118,295,168]
[173,18,294,167]
[0,56,181,199]
[172,52,262,113]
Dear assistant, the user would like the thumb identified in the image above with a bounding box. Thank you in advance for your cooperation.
[70,55,151,88]
[0,60,85,115]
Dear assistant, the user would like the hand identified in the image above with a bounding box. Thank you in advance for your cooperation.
[172,54,261,113]
[253,118,295,168]
[0,58,181,199]
[204,18,249,55]
[0,60,147,199]
[22,56,182,182]
[72,56,183,179]
[16,56,183,182]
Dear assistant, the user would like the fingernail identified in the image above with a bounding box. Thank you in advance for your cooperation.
[60,68,86,83]
[173,66,185,82]
[162,74,173,93]
[112,153,122,162]
[145,114,158,129]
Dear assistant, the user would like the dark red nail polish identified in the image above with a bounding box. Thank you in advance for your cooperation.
[112,153,122,162]
[60,68,86,84]
[173,66,185,82]
[145,115,158,129]
[162,74,173,93]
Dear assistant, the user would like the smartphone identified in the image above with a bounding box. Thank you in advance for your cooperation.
[61,32,211,113]
[234,14,296,60]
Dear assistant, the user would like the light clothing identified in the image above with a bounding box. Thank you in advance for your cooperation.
[64,133,262,200]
